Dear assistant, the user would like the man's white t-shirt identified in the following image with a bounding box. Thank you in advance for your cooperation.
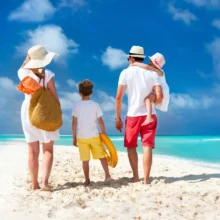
[118,66,161,116]
[72,100,103,138]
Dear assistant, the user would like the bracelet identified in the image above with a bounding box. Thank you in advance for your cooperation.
[115,117,121,121]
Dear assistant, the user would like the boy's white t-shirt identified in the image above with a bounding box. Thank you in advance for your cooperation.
[72,100,103,139]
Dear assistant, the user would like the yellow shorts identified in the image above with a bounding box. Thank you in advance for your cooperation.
[77,136,106,161]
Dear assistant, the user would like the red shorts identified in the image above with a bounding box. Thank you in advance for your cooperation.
[124,115,157,148]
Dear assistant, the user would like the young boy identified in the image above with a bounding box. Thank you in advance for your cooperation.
[72,79,111,186]
[132,52,170,125]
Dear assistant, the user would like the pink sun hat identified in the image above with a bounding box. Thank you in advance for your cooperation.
[149,52,166,70]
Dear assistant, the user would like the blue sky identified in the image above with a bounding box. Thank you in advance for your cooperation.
[0,0,220,135]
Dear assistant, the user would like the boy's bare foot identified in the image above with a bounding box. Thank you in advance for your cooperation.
[32,183,41,190]
[105,177,112,182]
[141,117,153,126]
[84,179,91,187]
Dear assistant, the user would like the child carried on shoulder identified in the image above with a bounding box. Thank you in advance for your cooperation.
[131,52,170,126]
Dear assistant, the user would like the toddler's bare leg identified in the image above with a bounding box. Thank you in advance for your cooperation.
[99,158,111,180]
[142,93,156,126]
[82,161,90,186]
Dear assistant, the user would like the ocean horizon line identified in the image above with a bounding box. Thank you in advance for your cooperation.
[1,134,220,137]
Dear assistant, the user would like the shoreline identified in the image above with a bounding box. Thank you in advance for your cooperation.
[1,141,220,169]
[1,141,220,168]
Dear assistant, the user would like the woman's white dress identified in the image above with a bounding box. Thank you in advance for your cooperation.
[18,68,60,143]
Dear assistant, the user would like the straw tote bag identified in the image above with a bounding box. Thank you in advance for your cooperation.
[29,70,63,132]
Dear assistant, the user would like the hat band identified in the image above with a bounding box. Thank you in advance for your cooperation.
[154,59,161,68]
[129,52,144,56]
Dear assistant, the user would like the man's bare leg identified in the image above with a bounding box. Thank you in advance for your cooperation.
[28,141,40,190]
[142,93,156,126]
[142,146,152,184]
[127,148,139,182]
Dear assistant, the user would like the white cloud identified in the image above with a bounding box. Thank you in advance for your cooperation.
[0,77,23,133]
[0,77,17,91]
[156,91,218,135]
[97,90,116,112]
[60,92,81,110]
[101,46,128,70]
[185,0,220,8]
[207,37,220,76]
[16,25,79,64]
[8,0,56,22]
[168,4,197,25]
[170,93,214,109]
[67,79,78,89]
[212,19,220,29]
[97,90,127,112]
[59,0,87,10]
[0,77,17,108]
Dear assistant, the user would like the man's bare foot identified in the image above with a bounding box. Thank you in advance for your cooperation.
[131,177,140,183]
[84,179,91,187]
[141,118,153,126]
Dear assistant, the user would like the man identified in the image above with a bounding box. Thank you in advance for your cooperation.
[115,46,163,184]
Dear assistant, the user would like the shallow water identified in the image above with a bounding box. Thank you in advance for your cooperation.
[1,135,220,163]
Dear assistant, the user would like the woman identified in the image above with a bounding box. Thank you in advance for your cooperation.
[18,45,60,190]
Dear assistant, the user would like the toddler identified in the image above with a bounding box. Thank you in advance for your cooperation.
[132,52,170,125]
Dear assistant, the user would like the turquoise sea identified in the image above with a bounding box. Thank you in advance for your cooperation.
[1,135,220,164]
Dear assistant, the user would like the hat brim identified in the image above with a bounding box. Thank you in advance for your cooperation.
[23,52,58,69]
[127,54,146,58]
[148,56,162,70]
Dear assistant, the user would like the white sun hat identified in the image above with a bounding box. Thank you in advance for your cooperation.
[127,46,146,58]
[149,52,166,70]
[23,45,58,69]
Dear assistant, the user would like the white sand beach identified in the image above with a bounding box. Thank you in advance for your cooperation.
[0,143,220,220]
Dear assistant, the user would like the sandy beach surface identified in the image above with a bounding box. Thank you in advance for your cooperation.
[0,143,220,220]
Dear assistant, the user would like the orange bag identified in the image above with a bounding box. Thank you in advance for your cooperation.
[17,76,41,95]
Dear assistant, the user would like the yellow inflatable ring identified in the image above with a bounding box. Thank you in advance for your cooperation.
[100,133,118,168]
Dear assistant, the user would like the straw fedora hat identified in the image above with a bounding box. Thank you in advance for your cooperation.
[127,46,146,58]
[149,52,165,70]
[23,45,58,69]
